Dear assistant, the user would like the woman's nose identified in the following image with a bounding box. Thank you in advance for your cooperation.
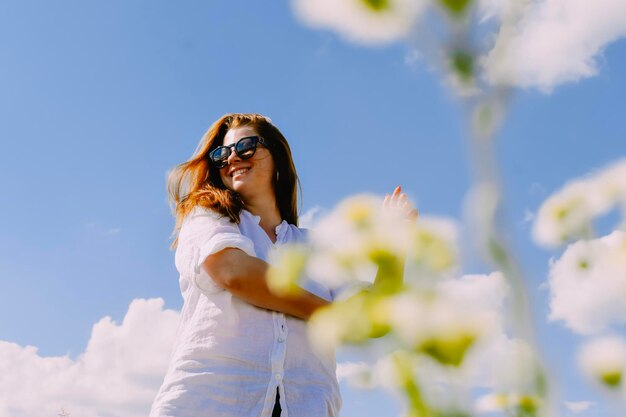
[226,148,241,165]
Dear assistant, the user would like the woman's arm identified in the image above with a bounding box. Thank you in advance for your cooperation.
[203,248,329,320]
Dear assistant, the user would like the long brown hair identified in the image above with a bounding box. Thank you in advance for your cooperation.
[167,113,300,247]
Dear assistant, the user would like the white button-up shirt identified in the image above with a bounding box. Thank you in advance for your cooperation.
[150,207,341,417]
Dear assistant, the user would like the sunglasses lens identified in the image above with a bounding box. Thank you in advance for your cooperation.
[236,137,258,159]
[210,137,262,168]
[211,147,230,168]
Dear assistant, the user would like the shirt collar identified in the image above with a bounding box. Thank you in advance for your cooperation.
[242,209,261,225]
[242,210,289,241]
[274,220,289,241]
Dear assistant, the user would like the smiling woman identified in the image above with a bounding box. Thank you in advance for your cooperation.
[167,114,300,242]
[150,113,339,417]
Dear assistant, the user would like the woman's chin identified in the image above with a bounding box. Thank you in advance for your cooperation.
[233,182,273,201]
[231,182,252,197]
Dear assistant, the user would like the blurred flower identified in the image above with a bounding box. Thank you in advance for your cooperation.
[579,336,626,390]
[292,0,428,45]
[270,193,546,414]
[474,338,545,416]
[482,0,626,91]
[475,392,508,413]
[387,273,506,366]
[548,230,626,334]
[388,291,479,366]
[533,159,626,247]
[308,289,392,353]
[408,216,460,280]
[491,339,543,393]
[267,243,309,295]
[533,180,600,247]
[438,0,473,17]
[475,392,541,416]
[595,159,626,211]
[377,350,475,417]
[307,194,412,290]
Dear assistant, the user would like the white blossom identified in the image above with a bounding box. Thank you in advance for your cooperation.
[473,338,544,415]
[387,273,507,366]
[407,216,460,281]
[578,336,626,390]
[475,392,508,413]
[482,0,626,91]
[548,231,626,334]
[533,159,626,247]
[292,0,428,45]
[307,194,413,287]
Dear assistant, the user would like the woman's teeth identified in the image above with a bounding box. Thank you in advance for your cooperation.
[232,168,249,177]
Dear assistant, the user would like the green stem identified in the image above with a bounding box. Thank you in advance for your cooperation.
[392,352,432,417]
[372,255,405,294]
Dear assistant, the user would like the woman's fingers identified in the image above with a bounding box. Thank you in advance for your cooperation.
[383,186,417,221]
[389,187,408,207]
[386,186,401,206]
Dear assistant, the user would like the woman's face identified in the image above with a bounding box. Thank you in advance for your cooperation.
[219,126,276,202]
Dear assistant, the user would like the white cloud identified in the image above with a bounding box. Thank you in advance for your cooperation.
[336,361,376,389]
[523,209,535,224]
[299,205,324,229]
[85,221,122,237]
[548,231,626,334]
[564,400,593,413]
[404,49,421,66]
[438,272,508,318]
[483,0,626,91]
[0,298,179,417]
[292,0,428,45]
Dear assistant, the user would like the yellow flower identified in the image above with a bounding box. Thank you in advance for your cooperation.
[267,244,308,296]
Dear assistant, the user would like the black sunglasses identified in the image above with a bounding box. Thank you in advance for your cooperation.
[209,136,270,169]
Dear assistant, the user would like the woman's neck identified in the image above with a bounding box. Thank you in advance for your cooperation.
[244,195,282,242]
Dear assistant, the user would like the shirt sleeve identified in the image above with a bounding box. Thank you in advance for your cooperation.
[175,207,256,294]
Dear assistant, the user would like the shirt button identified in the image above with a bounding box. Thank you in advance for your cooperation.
[278,337,285,343]
[275,374,282,381]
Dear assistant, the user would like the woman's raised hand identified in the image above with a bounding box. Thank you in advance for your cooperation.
[383,185,418,222]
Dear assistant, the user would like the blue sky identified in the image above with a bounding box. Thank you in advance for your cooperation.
[1,1,625,416]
